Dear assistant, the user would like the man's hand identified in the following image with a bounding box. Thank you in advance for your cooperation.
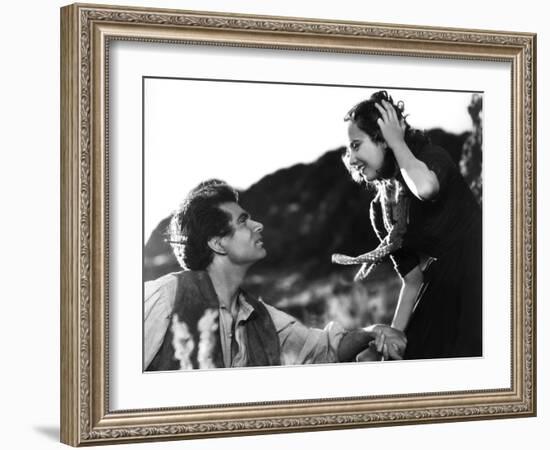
[365,324,407,360]
[337,328,376,362]
[337,325,407,362]
[355,342,382,362]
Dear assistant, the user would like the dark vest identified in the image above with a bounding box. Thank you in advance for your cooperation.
[147,271,281,370]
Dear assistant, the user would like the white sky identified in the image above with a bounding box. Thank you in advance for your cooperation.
[144,79,478,241]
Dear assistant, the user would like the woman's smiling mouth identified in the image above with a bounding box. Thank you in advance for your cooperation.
[354,163,367,174]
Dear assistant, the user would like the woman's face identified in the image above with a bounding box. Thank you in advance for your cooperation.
[346,121,386,182]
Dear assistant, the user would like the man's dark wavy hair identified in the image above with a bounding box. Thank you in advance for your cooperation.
[167,179,238,270]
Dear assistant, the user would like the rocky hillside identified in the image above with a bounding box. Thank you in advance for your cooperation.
[144,126,475,327]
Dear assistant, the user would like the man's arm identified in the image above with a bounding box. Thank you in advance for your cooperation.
[262,301,345,364]
[262,301,406,364]
[143,274,178,369]
[336,329,376,362]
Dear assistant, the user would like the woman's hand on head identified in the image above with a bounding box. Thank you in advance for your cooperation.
[375,99,441,201]
[375,99,407,151]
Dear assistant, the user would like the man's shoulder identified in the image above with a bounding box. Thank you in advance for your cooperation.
[145,270,183,284]
[144,270,184,298]
[259,300,298,333]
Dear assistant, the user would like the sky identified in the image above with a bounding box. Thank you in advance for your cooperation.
[144,79,479,242]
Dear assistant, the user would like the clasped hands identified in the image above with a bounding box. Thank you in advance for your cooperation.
[360,324,407,361]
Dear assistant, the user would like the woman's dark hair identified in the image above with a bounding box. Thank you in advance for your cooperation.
[343,90,430,183]
[167,179,238,270]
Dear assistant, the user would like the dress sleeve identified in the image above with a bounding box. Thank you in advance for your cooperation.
[390,247,420,278]
[143,274,178,369]
[416,145,457,197]
[262,301,346,365]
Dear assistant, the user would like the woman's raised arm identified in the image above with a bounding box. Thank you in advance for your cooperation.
[375,99,440,201]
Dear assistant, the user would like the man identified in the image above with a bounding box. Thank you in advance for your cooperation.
[145,179,405,370]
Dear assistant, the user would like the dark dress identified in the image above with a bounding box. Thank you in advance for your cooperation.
[372,144,482,359]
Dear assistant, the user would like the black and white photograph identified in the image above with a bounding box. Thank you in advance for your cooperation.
[54,2,538,447]
[142,80,483,371]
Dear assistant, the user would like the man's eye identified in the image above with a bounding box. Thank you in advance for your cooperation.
[350,142,359,150]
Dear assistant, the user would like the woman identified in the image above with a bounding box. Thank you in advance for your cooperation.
[333,90,482,360]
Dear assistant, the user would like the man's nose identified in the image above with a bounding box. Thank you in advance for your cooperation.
[252,220,263,232]
[348,151,357,165]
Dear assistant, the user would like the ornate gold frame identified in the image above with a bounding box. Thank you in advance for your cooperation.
[60,3,536,446]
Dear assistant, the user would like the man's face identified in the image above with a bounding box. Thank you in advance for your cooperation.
[217,202,266,267]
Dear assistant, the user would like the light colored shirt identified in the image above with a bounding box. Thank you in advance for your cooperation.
[144,273,346,369]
